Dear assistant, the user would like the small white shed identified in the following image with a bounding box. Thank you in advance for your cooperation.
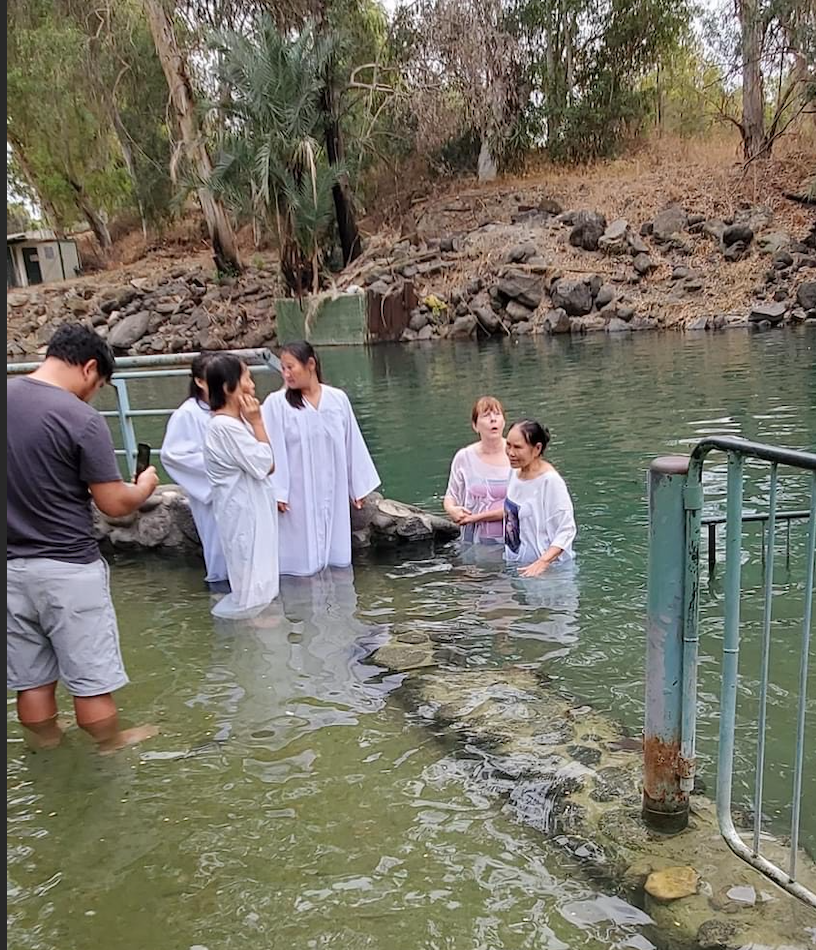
[7,230,81,288]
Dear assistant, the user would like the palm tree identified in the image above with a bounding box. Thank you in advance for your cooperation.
[209,19,343,295]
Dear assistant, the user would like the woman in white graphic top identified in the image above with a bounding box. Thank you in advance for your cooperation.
[504,419,576,577]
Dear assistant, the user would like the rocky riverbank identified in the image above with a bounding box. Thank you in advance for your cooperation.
[93,485,458,555]
[370,636,816,950]
[7,204,815,358]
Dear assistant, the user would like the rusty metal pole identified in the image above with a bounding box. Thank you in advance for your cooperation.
[643,456,691,833]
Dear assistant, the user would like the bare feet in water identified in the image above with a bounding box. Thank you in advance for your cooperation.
[98,724,160,756]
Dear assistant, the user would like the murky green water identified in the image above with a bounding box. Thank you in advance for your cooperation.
[7,330,816,949]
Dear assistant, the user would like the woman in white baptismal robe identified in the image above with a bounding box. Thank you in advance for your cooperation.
[160,352,227,586]
[261,341,380,577]
[204,354,279,619]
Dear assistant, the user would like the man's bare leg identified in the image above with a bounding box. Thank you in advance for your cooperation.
[73,694,158,754]
[17,682,66,749]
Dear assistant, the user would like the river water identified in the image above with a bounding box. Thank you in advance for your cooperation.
[7,330,816,949]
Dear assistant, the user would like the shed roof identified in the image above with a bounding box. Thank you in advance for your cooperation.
[7,229,62,244]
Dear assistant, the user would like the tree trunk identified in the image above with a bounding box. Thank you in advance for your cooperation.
[7,135,64,237]
[740,0,767,160]
[110,105,149,240]
[68,178,112,253]
[323,71,362,266]
[142,0,242,274]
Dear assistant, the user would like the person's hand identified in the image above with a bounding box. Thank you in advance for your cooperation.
[448,505,471,525]
[135,465,159,494]
[352,497,366,510]
[459,512,480,525]
[519,559,550,578]
[277,501,289,513]
[239,393,262,423]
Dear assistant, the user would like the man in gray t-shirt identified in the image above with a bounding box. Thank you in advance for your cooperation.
[6,324,159,752]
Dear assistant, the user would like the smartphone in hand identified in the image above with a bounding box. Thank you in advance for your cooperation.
[134,442,151,483]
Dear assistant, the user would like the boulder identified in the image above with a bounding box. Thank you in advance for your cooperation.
[645,867,699,903]
[606,317,632,333]
[722,224,754,247]
[686,316,710,331]
[749,301,786,324]
[550,278,593,316]
[568,211,607,251]
[409,311,429,332]
[416,324,434,341]
[757,231,791,255]
[702,219,726,241]
[541,308,571,334]
[632,253,655,275]
[106,311,152,350]
[629,315,657,330]
[100,288,140,315]
[595,285,615,308]
[472,306,504,335]
[723,242,748,262]
[511,321,532,336]
[796,281,816,310]
[65,297,89,314]
[449,314,478,339]
[496,273,545,309]
[652,206,687,243]
[505,300,535,324]
[627,233,649,256]
[506,243,537,264]
[598,219,629,254]
[570,314,607,333]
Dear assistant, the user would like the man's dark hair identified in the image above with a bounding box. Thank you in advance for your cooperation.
[46,324,116,381]
[206,353,245,411]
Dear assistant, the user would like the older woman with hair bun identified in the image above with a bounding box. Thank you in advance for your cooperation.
[503,420,576,577]
[443,395,510,545]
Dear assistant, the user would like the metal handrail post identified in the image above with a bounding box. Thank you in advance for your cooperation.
[642,455,691,833]
[112,377,138,479]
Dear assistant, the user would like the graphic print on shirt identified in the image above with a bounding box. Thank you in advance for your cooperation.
[463,475,508,543]
[504,497,521,553]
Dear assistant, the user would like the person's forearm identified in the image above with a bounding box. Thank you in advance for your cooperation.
[472,508,503,523]
[443,496,459,517]
[532,545,563,569]
[249,418,270,444]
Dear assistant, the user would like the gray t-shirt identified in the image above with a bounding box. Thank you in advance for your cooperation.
[7,376,122,563]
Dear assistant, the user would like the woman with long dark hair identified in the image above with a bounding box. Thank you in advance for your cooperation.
[261,341,380,576]
[204,354,278,618]
[160,352,227,588]
[504,420,576,577]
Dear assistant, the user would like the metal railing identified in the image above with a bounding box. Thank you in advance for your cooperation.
[643,437,816,907]
[7,349,282,479]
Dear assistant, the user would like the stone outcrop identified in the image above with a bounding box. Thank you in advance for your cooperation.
[94,486,458,556]
[366,643,816,950]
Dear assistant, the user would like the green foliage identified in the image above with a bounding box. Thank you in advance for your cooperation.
[7,1,130,228]
[514,0,692,160]
[7,0,174,235]
[208,18,343,293]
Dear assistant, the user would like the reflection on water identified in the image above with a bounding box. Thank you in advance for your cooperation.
[8,331,816,949]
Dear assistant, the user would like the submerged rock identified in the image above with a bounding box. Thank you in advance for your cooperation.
[645,866,699,902]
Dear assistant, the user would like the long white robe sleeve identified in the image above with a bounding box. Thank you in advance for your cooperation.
[261,386,380,577]
[160,397,227,583]
[205,415,279,618]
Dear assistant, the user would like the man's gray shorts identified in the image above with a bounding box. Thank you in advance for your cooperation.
[7,558,129,696]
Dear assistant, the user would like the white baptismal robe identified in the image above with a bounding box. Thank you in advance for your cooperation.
[205,415,279,618]
[160,397,227,583]
[261,386,380,577]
